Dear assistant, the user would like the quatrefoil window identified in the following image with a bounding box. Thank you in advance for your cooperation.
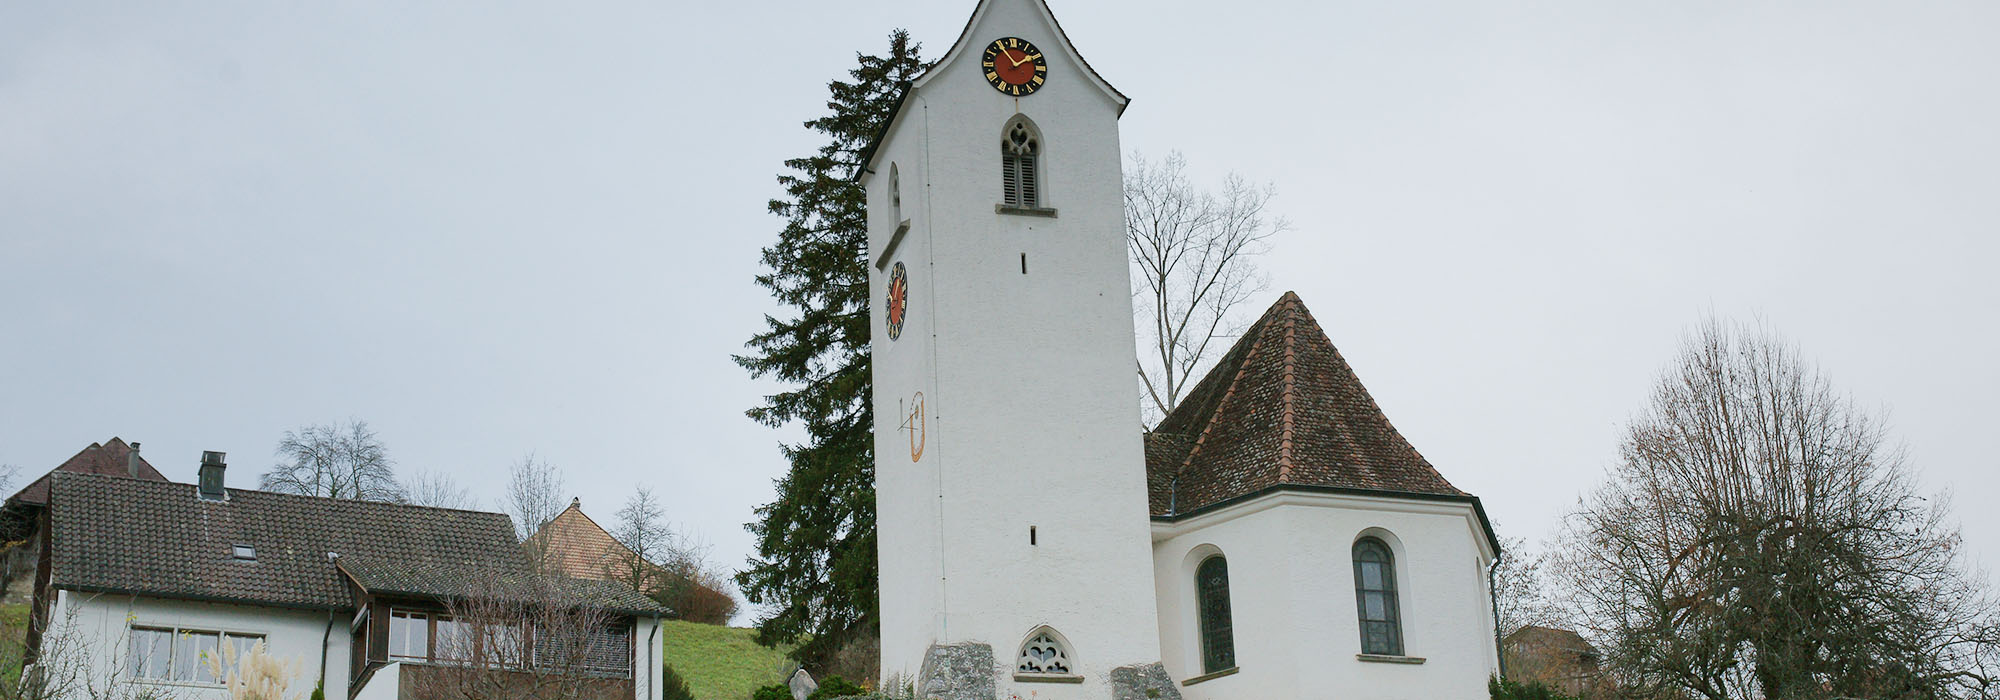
[1015,628,1073,675]
[1000,117,1041,208]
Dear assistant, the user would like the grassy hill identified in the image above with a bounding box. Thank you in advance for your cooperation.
[0,604,27,689]
[660,620,797,700]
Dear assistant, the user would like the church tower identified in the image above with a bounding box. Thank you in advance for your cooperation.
[862,0,1176,697]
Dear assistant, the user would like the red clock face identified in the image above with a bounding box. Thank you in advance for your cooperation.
[886,262,908,341]
[982,37,1048,96]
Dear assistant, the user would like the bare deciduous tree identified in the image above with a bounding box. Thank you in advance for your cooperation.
[609,487,740,625]
[403,571,633,700]
[507,453,569,569]
[259,420,402,502]
[1126,151,1286,424]
[407,469,476,511]
[1493,536,1562,641]
[608,487,670,596]
[1550,319,2000,700]
[12,596,181,700]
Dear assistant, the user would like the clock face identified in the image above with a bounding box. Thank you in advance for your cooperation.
[886,262,909,341]
[982,37,1048,96]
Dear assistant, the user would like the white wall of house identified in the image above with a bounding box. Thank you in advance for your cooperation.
[867,0,1162,694]
[350,661,401,700]
[1152,492,1499,700]
[632,616,664,700]
[42,592,662,700]
[43,589,349,700]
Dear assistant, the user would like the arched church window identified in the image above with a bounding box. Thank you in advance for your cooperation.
[888,163,902,223]
[1353,537,1403,656]
[1196,555,1235,673]
[1001,117,1040,208]
[1015,628,1073,676]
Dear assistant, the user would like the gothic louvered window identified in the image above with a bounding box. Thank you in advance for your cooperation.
[1001,118,1039,208]
[1016,628,1074,676]
[1353,537,1404,656]
[1196,555,1236,673]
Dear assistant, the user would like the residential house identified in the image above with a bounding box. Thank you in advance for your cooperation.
[528,499,733,624]
[0,438,170,604]
[29,451,668,699]
[1504,626,1609,698]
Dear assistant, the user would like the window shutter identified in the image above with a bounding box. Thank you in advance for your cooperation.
[1018,153,1037,208]
[1002,151,1021,206]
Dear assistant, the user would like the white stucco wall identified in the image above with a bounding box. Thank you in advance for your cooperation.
[350,661,401,700]
[42,590,350,700]
[632,616,664,700]
[1152,493,1499,700]
[867,0,1163,695]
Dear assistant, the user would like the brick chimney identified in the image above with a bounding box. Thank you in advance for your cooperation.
[198,451,227,501]
[127,442,142,478]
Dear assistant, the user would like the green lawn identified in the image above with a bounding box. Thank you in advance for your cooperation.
[0,604,27,689]
[659,620,796,700]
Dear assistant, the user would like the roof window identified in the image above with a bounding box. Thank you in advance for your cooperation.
[232,544,256,561]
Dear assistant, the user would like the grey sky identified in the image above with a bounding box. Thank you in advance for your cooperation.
[3,0,1995,616]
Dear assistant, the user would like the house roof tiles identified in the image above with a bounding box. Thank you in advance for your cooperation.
[9,437,168,508]
[47,472,664,616]
[1146,292,1472,518]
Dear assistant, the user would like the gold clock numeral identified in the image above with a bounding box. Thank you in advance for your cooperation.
[1008,38,1020,48]
[1032,75,1044,85]
[987,71,1000,82]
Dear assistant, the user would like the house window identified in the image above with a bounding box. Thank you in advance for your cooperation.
[387,607,631,678]
[1015,628,1074,676]
[481,621,527,668]
[1196,555,1235,673]
[434,615,472,662]
[389,610,430,662]
[1001,117,1040,208]
[129,626,265,684]
[1353,537,1404,656]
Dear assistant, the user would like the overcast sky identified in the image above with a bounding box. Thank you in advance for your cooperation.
[4,0,1996,617]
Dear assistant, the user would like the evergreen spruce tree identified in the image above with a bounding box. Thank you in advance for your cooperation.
[736,30,927,669]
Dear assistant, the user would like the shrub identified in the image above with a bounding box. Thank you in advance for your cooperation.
[809,675,867,700]
[662,664,695,700]
[753,683,793,700]
[1489,675,1579,700]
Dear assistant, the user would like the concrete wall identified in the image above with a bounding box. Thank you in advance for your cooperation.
[867,0,1162,695]
[1152,493,1499,700]
[44,590,350,700]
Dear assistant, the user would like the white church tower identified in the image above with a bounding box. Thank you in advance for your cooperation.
[861,0,1177,697]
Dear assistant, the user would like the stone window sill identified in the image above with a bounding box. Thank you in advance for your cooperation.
[1014,672,1084,684]
[995,204,1058,218]
[1181,666,1239,686]
[1356,653,1426,665]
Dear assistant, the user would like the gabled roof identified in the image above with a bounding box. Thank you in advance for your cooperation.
[46,472,665,616]
[1146,293,1481,522]
[8,437,168,508]
[1505,625,1597,654]
[859,0,1128,181]
[911,0,1126,107]
[527,499,640,583]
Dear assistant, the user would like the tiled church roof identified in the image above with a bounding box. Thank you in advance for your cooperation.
[1146,292,1471,518]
